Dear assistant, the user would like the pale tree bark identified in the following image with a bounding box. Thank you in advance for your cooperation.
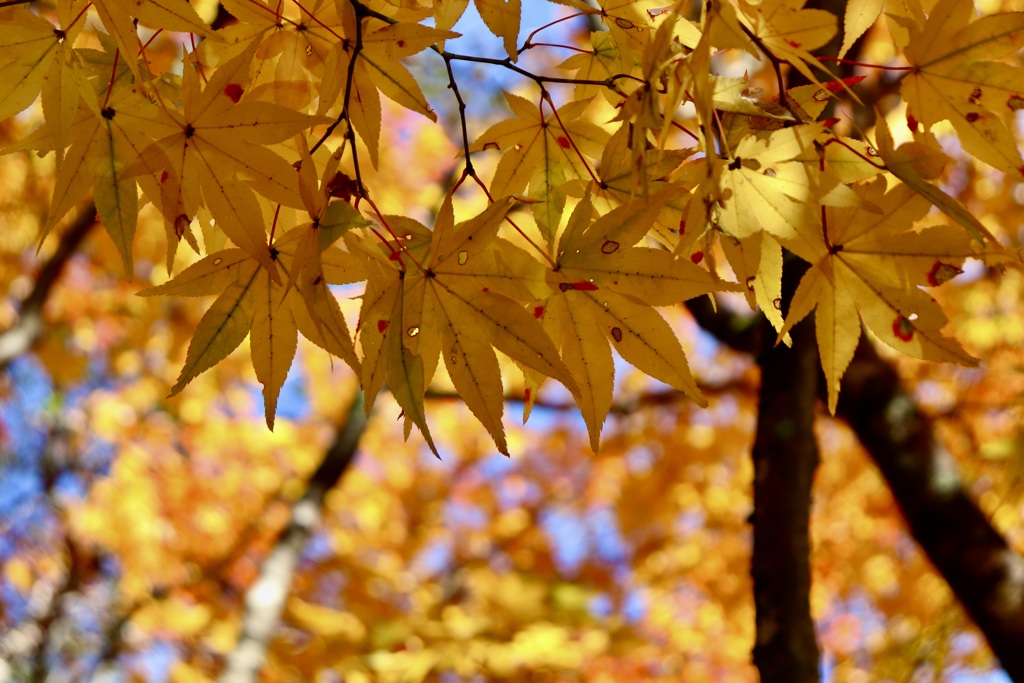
[218,392,368,683]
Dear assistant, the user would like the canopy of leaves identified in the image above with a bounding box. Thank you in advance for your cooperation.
[2,0,1020,452]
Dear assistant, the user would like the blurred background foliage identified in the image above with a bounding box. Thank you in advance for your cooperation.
[2,0,1024,681]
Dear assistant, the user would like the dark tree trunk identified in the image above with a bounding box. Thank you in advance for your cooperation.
[750,268,822,683]
[837,338,1024,681]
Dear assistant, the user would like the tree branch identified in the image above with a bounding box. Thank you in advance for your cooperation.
[685,297,761,355]
[218,392,369,683]
[836,338,1024,680]
[0,202,96,371]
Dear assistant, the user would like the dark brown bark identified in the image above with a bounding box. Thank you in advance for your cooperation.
[749,264,822,683]
[836,338,1024,680]
[687,296,1024,680]
[0,202,96,371]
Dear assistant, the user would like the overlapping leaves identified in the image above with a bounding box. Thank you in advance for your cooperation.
[1,0,1021,454]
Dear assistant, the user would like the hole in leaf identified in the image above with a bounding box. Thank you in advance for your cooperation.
[1008,95,1024,111]
[407,326,420,337]
[927,261,962,286]
[458,250,469,265]
[213,258,223,266]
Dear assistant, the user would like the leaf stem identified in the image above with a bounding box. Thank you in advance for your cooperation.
[520,11,592,53]
[469,175,557,269]
[542,91,601,187]
[819,136,887,170]
[737,21,803,121]
[102,50,119,108]
[443,52,475,181]
[363,195,425,272]
[817,56,913,71]
[289,0,344,42]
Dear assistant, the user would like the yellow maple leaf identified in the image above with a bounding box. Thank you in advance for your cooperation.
[694,122,857,243]
[874,113,1000,245]
[474,0,521,61]
[528,192,738,449]
[779,177,979,412]
[712,0,837,85]
[470,92,609,245]
[357,195,575,455]
[140,232,364,427]
[90,0,214,85]
[38,83,158,275]
[131,44,328,273]
[0,5,85,162]
[317,10,457,165]
[901,0,1024,175]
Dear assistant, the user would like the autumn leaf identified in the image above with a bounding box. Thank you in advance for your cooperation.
[694,122,857,243]
[470,92,608,245]
[475,0,522,61]
[901,0,1024,175]
[0,4,87,165]
[41,85,155,275]
[779,177,979,412]
[140,237,363,426]
[131,44,327,271]
[712,0,837,84]
[530,193,737,449]
[874,114,999,245]
[90,0,214,85]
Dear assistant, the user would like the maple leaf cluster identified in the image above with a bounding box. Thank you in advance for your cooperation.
[2,0,1022,454]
